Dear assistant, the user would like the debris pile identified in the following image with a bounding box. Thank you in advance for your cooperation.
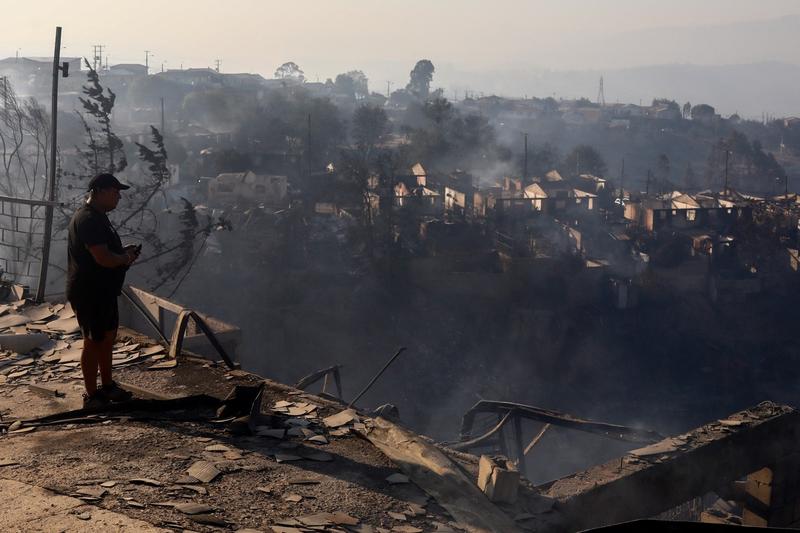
[0,300,168,389]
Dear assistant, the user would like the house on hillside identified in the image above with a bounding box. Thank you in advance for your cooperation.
[208,171,288,207]
[109,63,148,77]
[157,68,222,88]
[625,191,750,233]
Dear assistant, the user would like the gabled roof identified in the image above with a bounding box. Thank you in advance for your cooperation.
[573,189,598,199]
[671,194,701,210]
[524,183,548,199]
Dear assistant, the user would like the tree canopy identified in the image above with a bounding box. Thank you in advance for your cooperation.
[335,70,369,99]
[274,61,305,82]
[406,60,435,99]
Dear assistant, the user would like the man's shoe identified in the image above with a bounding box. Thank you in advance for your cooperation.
[101,381,133,403]
[83,391,109,409]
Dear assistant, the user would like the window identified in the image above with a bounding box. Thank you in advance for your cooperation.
[686,210,696,221]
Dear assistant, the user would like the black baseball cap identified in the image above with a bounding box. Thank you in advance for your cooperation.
[88,173,130,191]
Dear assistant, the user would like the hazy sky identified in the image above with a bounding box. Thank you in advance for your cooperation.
[3,1,799,86]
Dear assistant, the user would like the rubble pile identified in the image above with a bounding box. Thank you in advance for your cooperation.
[0,299,167,388]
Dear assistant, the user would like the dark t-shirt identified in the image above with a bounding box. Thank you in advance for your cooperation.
[66,204,126,301]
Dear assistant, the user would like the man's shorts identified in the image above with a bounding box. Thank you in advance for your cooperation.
[70,296,119,341]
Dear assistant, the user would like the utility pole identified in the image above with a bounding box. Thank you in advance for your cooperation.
[646,169,651,196]
[37,26,66,302]
[597,75,606,107]
[144,50,153,74]
[523,133,528,183]
[386,81,392,98]
[307,113,312,177]
[160,97,165,134]
[724,148,730,195]
[619,158,625,207]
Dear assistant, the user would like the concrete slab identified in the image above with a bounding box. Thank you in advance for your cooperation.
[0,478,168,532]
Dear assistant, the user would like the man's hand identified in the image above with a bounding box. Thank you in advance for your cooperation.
[124,249,137,266]
[88,244,139,268]
[123,244,141,266]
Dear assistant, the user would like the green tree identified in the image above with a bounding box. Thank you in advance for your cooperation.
[406,59,435,99]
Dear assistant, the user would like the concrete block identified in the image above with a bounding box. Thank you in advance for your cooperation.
[478,455,520,504]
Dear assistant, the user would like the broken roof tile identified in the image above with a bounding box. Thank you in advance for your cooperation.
[187,461,221,483]
[323,409,358,428]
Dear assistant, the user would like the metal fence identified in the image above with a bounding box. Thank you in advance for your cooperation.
[0,195,56,292]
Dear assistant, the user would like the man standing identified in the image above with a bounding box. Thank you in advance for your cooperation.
[67,173,140,408]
